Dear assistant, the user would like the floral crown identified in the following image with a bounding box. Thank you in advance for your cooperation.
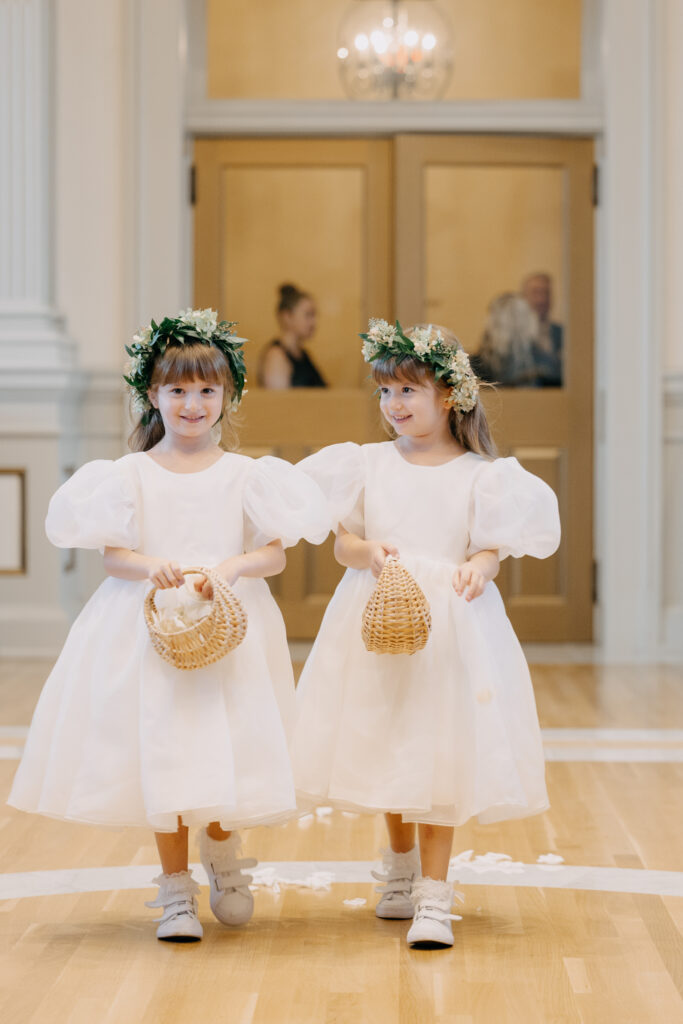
[124,308,246,423]
[360,319,479,413]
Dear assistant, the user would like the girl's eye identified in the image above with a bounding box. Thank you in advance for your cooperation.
[170,387,184,395]
[202,387,215,394]
[402,386,413,393]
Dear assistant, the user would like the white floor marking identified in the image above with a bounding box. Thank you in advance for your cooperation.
[2,860,683,902]
[0,747,25,760]
[544,748,683,762]
[541,728,683,742]
[0,727,29,739]
[3,730,683,767]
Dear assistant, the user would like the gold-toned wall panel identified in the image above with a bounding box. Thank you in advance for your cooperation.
[424,165,565,353]
[207,0,581,101]
[221,165,365,387]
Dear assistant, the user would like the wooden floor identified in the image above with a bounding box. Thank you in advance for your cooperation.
[2,659,683,1023]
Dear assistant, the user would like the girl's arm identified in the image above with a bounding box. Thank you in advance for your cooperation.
[453,549,499,602]
[213,540,286,587]
[260,346,292,389]
[103,547,185,588]
[334,525,398,579]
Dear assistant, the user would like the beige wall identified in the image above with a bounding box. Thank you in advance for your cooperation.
[207,0,581,101]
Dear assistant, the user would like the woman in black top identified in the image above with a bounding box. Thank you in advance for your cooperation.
[259,284,327,388]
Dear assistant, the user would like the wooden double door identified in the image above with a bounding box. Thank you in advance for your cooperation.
[193,135,594,641]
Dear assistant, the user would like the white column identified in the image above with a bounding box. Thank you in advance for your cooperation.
[598,0,661,660]
[661,0,683,658]
[0,0,74,368]
[0,0,79,655]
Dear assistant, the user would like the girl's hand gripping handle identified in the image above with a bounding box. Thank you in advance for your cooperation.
[452,549,500,602]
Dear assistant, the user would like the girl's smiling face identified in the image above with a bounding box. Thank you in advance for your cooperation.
[149,378,225,438]
[378,375,450,438]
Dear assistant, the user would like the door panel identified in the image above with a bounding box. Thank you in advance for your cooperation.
[193,138,392,388]
[193,140,391,636]
[395,135,593,641]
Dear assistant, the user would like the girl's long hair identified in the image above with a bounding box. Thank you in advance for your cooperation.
[371,350,497,459]
[128,342,238,452]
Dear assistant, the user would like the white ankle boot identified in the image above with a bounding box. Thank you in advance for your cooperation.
[406,876,464,948]
[372,846,421,919]
[146,871,203,942]
[199,830,257,926]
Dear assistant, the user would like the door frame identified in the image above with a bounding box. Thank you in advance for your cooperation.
[129,0,666,660]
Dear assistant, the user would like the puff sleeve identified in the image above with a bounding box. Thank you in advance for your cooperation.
[243,456,330,550]
[45,460,139,551]
[297,442,365,536]
[468,457,561,560]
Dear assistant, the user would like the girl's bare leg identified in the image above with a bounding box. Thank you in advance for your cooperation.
[418,823,454,880]
[154,817,189,874]
[385,812,416,853]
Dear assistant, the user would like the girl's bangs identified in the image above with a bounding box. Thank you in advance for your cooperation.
[371,354,433,387]
[151,342,231,388]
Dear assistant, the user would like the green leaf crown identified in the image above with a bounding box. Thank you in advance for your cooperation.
[360,319,479,413]
[124,308,246,424]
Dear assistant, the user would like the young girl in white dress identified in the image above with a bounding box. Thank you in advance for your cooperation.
[9,309,327,943]
[293,320,561,950]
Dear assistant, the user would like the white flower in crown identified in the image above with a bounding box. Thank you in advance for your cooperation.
[178,307,218,337]
[132,325,153,347]
[362,339,380,361]
[441,347,478,412]
[126,353,144,377]
[410,326,442,356]
[367,318,398,348]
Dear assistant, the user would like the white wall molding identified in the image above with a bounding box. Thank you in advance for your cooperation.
[662,369,683,659]
[186,98,604,137]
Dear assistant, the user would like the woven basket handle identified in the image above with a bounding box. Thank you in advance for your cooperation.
[146,565,219,605]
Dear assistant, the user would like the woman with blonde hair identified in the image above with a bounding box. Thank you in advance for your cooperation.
[474,292,540,387]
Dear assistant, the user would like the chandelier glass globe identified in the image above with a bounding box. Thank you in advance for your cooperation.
[337,1,453,101]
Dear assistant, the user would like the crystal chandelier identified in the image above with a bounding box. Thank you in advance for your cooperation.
[337,0,453,101]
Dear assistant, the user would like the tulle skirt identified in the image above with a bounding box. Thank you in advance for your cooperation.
[292,554,548,827]
[9,576,297,832]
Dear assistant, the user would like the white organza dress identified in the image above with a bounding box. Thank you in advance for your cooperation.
[9,452,328,832]
[292,441,561,827]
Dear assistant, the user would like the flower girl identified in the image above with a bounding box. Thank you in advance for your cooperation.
[9,309,327,942]
[293,320,561,949]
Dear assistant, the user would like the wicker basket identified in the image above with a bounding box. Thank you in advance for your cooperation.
[144,566,247,671]
[361,557,432,655]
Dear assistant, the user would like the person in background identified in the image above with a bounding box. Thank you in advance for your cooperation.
[473,292,540,387]
[520,272,564,387]
[259,283,327,388]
